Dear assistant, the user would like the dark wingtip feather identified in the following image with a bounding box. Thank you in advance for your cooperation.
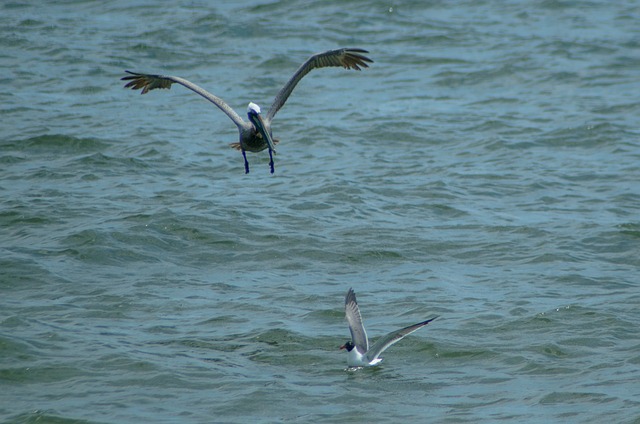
[341,48,374,71]
[121,71,173,94]
[346,48,369,53]
[121,70,142,82]
[345,287,357,305]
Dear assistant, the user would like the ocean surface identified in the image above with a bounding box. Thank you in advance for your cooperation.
[1,1,639,423]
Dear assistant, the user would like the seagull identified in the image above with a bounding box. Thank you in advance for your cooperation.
[340,288,438,368]
[121,48,372,174]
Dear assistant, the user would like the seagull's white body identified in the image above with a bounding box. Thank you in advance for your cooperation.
[340,288,437,368]
[345,344,383,367]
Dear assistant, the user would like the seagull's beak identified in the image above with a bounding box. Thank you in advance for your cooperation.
[251,112,276,154]
[339,344,347,350]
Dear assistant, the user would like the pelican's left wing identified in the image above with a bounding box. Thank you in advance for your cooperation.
[265,48,372,122]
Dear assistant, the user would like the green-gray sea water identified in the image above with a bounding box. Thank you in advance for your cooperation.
[2,1,639,423]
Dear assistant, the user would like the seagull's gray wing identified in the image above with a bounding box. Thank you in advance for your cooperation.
[122,71,246,129]
[366,316,438,363]
[345,288,369,353]
[265,48,373,122]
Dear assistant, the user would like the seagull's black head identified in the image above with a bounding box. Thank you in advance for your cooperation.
[340,341,355,351]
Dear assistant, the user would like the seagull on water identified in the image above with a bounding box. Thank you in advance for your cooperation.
[340,288,438,368]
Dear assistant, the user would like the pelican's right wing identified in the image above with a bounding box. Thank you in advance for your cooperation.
[265,48,373,122]
[122,71,246,128]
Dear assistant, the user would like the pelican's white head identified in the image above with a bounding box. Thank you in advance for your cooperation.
[247,102,261,115]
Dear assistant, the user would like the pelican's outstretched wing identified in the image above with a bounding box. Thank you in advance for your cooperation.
[345,288,369,354]
[122,71,246,129]
[366,316,438,363]
[265,48,373,122]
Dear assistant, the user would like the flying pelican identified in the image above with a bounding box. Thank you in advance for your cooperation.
[121,48,373,174]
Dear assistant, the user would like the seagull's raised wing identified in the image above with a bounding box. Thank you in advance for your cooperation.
[266,48,373,122]
[366,316,438,363]
[345,288,369,354]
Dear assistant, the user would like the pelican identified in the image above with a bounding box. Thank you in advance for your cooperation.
[121,48,372,174]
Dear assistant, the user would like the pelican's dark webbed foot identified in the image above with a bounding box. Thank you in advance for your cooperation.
[242,150,250,174]
[268,149,275,174]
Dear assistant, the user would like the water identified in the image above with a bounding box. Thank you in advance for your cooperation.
[2,1,639,422]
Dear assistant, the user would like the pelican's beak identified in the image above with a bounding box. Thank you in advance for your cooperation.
[251,112,276,154]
